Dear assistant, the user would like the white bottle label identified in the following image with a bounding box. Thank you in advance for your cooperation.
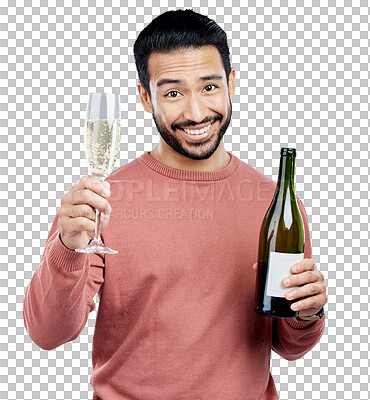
[266,251,304,298]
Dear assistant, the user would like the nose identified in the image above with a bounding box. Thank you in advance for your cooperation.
[182,93,207,125]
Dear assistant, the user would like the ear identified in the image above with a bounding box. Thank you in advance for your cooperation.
[137,82,153,114]
[228,67,236,100]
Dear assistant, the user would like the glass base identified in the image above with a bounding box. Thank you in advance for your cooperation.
[75,238,118,254]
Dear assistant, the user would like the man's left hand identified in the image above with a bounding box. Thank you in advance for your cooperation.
[282,258,327,318]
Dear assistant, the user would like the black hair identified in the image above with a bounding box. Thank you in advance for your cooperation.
[133,9,231,98]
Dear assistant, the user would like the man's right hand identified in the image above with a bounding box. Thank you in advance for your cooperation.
[57,176,112,251]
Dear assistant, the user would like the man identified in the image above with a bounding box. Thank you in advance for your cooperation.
[23,9,327,400]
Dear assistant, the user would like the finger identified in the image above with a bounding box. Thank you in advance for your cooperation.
[290,293,327,312]
[282,269,321,288]
[290,258,316,274]
[71,176,111,197]
[67,204,97,221]
[63,216,95,233]
[252,263,257,271]
[285,282,325,301]
[66,189,112,214]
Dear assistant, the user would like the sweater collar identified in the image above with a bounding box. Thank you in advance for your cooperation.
[139,151,239,181]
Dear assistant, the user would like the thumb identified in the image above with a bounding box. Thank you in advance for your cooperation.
[252,262,257,272]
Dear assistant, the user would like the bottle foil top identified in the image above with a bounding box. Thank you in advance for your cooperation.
[281,148,296,156]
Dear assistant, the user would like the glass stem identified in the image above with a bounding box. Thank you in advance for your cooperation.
[94,208,103,244]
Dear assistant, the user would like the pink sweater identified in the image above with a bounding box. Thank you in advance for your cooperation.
[23,151,325,400]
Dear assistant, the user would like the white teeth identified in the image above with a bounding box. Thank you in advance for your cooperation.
[183,123,212,135]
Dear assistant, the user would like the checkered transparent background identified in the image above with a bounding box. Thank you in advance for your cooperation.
[1,0,369,399]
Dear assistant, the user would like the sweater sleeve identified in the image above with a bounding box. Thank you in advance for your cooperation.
[22,214,105,351]
[271,197,326,361]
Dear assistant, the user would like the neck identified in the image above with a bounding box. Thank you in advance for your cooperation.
[150,140,230,172]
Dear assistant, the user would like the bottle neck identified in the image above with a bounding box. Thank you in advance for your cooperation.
[276,154,296,199]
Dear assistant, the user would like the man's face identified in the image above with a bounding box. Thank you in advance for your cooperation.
[138,46,236,160]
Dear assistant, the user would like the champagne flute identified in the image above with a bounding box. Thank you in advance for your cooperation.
[75,93,121,254]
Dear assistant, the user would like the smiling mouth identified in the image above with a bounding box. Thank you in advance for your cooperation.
[176,121,215,143]
[182,123,213,136]
[178,121,215,135]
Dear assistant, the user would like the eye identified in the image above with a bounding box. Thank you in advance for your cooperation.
[165,90,180,98]
[204,84,217,92]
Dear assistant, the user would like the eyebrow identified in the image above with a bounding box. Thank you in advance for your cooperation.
[156,75,223,88]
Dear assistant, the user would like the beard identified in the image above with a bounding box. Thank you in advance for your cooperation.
[151,100,232,161]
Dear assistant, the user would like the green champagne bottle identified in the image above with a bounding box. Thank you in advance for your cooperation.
[254,148,305,318]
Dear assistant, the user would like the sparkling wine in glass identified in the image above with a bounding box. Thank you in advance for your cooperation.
[75,93,121,254]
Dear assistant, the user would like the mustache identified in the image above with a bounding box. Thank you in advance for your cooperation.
[172,115,222,130]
